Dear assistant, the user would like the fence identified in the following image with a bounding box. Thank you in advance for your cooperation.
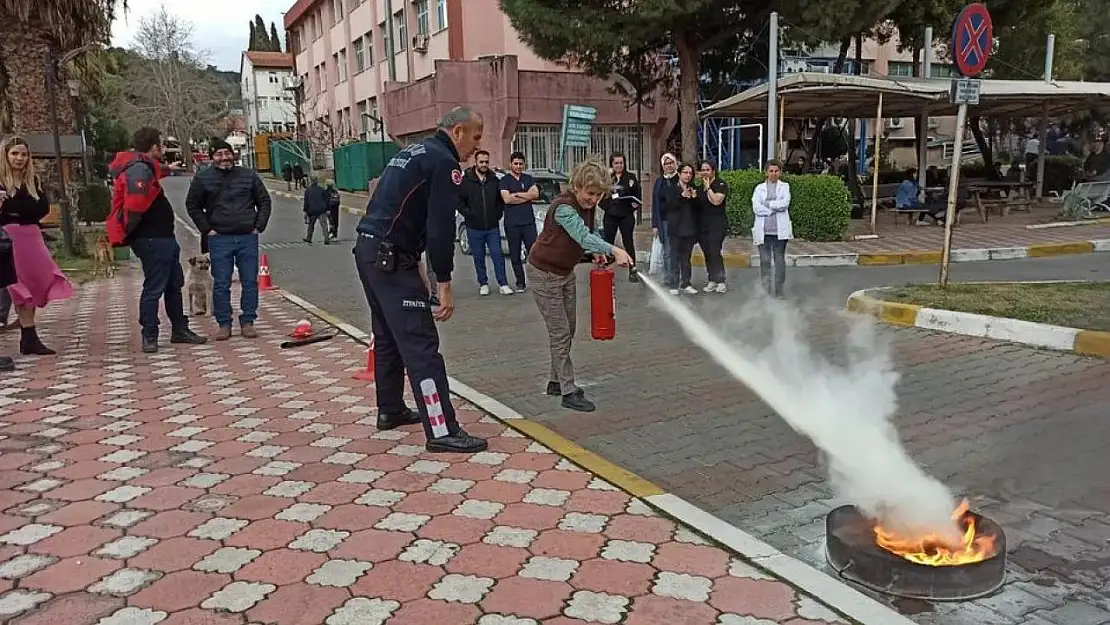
[511,124,647,173]
[332,141,399,192]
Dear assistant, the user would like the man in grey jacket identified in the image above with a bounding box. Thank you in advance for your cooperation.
[185,140,272,340]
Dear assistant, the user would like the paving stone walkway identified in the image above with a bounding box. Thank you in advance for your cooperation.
[0,272,858,625]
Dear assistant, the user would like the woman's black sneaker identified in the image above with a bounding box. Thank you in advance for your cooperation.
[0,356,14,372]
[561,390,595,412]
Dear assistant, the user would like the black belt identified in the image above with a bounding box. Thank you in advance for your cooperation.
[359,232,420,267]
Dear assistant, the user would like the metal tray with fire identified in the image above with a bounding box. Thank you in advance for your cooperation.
[825,499,1006,601]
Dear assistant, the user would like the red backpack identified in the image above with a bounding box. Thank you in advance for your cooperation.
[107,152,164,247]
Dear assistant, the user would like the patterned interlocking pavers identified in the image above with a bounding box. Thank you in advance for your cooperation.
[159,178,1110,625]
[0,273,852,624]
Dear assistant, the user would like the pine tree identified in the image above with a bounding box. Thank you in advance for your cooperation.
[254,15,269,50]
[270,23,282,52]
[248,21,258,51]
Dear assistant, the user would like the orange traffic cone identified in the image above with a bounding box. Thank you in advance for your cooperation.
[258,254,275,291]
[353,336,376,382]
[289,319,313,339]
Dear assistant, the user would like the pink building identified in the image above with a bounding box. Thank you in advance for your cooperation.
[283,0,675,173]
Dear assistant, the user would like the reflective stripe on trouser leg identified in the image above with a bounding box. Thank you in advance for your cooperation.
[420,378,450,438]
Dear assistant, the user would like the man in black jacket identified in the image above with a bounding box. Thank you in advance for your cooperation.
[302,177,332,245]
[458,150,512,295]
[185,139,272,341]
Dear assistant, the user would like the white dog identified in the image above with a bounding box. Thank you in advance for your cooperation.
[186,255,214,316]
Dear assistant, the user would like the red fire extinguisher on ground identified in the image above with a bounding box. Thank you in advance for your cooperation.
[590,263,616,340]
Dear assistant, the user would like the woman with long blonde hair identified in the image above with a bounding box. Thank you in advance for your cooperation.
[0,137,73,355]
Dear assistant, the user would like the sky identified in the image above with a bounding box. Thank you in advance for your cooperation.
[111,0,287,71]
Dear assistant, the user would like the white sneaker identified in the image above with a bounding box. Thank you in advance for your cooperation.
[703,282,718,293]
[668,288,680,295]
[479,284,490,296]
[682,286,698,295]
[715,282,727,293]
[499,285,514,295]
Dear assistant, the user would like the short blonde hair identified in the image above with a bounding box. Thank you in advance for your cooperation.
[570,157,609,193]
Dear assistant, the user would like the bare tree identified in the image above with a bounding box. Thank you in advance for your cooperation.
[123,5,231,167]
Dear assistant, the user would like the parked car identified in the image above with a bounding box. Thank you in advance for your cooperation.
[456,168,568,255]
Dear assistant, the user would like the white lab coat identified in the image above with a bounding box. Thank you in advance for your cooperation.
[751,181,793,244]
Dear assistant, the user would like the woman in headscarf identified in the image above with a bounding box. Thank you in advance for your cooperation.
[650,153,678,279]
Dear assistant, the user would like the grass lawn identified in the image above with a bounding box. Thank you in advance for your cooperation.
[53,255,98,285]
[882,282,1110,332]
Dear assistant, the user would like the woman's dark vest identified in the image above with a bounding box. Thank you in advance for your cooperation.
[527,193,595,277]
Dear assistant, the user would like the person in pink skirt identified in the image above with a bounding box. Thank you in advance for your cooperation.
[0,137,73,356]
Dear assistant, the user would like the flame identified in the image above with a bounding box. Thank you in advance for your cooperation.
[873,500,998,566]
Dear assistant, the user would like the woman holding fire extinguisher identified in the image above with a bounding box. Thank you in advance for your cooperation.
[528,158,633,413]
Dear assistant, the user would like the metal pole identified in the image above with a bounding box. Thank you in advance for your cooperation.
[1035,34,1054,199]
[939,104,969,288]
[384,0,397,82]
[869,93,883,234]
[44,50,75,257]
[778,96,785,163]
[918,27,933,193]
[766,11,779,162]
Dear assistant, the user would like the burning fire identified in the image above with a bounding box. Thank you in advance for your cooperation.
[873,500,998,566]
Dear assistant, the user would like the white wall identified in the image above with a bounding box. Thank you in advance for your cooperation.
[242,58,298,134]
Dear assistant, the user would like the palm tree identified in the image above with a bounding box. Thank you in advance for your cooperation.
[0,0,125,134]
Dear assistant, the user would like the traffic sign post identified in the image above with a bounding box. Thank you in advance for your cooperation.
[558,104,597,172]
[941,3,993,288]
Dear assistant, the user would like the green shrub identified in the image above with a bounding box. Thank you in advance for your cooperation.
[719,170,851,242]
[77,184,112,223]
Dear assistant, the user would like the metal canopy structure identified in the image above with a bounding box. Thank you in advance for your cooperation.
[701,72,1110,119]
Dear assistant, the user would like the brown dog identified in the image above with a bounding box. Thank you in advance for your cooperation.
[94,235,115,278]
[186,254,213,316]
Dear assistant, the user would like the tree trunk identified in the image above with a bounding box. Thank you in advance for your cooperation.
[806,37,852,166]
[674,31,700,165]
[845,33,863,201]
[969,116,996,178]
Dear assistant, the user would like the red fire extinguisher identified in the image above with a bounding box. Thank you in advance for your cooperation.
[590,264,616,340]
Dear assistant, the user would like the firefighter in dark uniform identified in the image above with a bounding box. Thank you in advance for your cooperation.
[353,107,488,454]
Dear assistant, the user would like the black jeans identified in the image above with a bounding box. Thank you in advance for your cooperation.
[698,217,728,283]
[602,213,637,265]
[506,221,538,288]
[758,236,788,296]
[131,237,188,339]
[668,236,696,288]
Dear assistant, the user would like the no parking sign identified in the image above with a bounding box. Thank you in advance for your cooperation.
[951,3,993,77]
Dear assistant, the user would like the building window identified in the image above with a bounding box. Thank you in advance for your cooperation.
[353,38,366,73]
[268,72,279,84]
[394,10,407,51]
[332,0,344,24]
[314,65,322,92]
[336,49,348,82]
[341,107,352,137]
[415,0,429,35]
[435,0,447,30]
[887,61,914,77]
[512,124,645,174]
[380,23,392,58]
[930,64,955,78]
[358,101,370,139]
[365,33,375,65]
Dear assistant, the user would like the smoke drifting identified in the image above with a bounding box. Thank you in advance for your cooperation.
[638,275,962,543]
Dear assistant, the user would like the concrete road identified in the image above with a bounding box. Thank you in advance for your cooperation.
[165,177,1110,625]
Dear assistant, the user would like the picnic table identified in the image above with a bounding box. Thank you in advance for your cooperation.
[967,181,1034,222]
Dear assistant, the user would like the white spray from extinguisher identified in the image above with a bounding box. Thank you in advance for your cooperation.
[635,273,963,544]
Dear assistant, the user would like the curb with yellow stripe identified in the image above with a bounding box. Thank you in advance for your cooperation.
[847,284,1110,358]
[275,288,916,625]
